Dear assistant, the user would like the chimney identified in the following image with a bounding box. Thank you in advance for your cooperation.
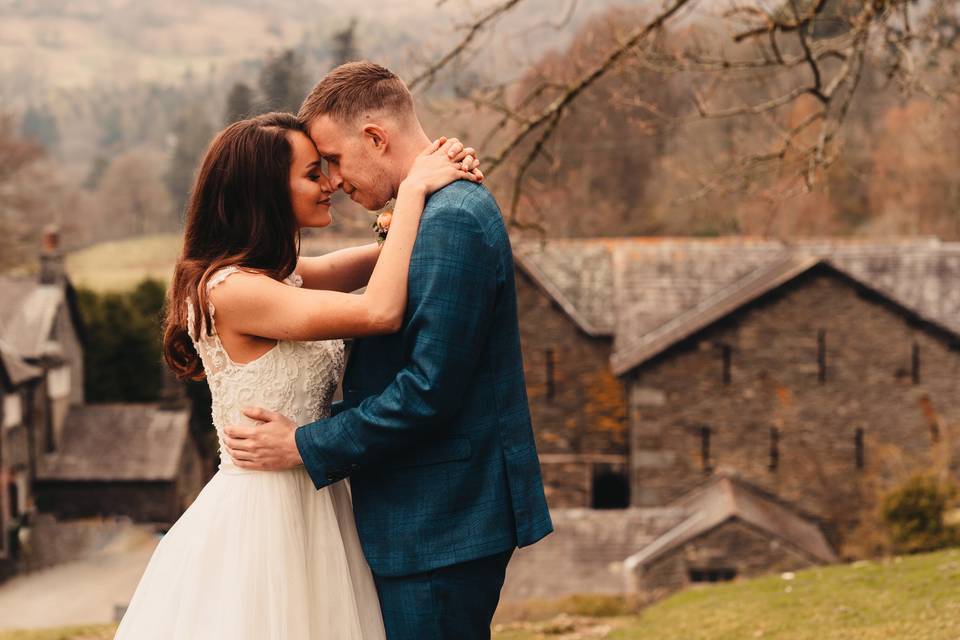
[39,224,64,286]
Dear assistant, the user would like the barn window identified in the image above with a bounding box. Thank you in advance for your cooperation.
[689,568,737,583]
[817,329,827,383]
[721,344,732,385]
[768,427,780,471]
[855,428,865,469]
[911,342,921,384]
[592,465,630,509]
[700,426,713,473]
[544,348,555,401]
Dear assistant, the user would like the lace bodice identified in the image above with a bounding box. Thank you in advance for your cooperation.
[186,266,345,471]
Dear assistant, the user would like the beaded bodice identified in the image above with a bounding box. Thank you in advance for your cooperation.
[186,266,345,471]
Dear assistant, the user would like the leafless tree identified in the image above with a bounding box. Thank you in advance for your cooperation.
[410,0,960,229]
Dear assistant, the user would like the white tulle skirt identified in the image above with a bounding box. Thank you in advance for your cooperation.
[114,466,385,640]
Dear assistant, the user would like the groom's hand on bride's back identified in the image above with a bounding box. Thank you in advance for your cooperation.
[222,407,302,471]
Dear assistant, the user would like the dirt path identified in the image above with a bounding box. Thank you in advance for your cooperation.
[0,527,158,631]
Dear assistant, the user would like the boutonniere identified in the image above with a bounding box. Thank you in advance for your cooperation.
[372,211,392,245]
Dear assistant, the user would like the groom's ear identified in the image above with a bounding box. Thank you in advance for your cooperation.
[361,124,389,155]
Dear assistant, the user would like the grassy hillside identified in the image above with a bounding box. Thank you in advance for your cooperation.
[65,234,182,292]
[64,232,376,292]
[496,549,960,640]
[3,549,959,639]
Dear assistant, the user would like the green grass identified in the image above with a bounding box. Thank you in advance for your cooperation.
[4,550,959,640]
[495,548,960,640]
[62,232,369,292]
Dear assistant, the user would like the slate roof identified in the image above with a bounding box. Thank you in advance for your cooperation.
[0,277,39,343]
[0,275,84,360]
[37,404,192,482]
[514,239,622,336]
[611,256,822,374]
[515,237,960,374]
[623,476,837,571]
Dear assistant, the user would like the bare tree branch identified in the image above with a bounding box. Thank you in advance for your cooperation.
[409,0,526,92]
[408,0,960,232]
[484,0,695,174]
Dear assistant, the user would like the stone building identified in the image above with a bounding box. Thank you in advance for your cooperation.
[0,229,87,577]
[35,404,201,524]
[0,346,43,569]
[514,240,629,509]
[623,476,836,598]
[508,237,960,601]
[0,229,204,580]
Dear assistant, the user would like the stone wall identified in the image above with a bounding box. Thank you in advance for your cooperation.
[501,508,683,601]
[629,267,960,542]
[515,270,628,508]
[35,481,176,523]
[16,512,141,573]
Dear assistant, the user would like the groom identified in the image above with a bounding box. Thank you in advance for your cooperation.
[223,61,552,638]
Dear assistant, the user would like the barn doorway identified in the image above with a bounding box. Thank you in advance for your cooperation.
[592,464,630,509]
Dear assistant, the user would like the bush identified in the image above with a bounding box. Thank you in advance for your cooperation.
[77,278,166,402]
[881,475,960,554]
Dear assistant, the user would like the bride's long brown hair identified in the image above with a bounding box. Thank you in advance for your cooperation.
[163,112,305,380]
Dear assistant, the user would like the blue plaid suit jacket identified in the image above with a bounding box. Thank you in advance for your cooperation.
[295,181,553,577]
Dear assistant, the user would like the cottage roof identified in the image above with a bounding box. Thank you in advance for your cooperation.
[37,404,192,482]
[624,476,837,570]
[0,275,84,360]
[0,277,39,337]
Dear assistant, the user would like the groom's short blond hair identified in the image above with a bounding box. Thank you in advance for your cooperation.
[298,61,415,125]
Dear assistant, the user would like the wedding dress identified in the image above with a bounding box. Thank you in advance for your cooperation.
[114,266,385,639]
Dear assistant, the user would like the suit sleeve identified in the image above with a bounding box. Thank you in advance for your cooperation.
[294,203,498,489]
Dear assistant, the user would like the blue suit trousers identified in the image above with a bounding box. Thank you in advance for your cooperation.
[374,549,514,640]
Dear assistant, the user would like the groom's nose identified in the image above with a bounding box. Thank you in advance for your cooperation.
[326,165,344,191]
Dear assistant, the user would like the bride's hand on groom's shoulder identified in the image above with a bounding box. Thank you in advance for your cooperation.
[435,136,483,182]
[400,137,483,198]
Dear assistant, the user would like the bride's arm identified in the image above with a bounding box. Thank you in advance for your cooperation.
[295,141,481,293]
[209,139,480,341]
[296,244,381,293]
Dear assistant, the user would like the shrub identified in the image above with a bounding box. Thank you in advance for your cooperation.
[77,278,166,402]
[881,475,960,554]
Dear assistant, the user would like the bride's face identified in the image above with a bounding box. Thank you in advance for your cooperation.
[288,131,334,229]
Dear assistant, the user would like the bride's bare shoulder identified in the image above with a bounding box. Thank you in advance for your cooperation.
[206,268,289,312]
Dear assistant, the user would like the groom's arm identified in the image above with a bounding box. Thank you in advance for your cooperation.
[294,198,498,490]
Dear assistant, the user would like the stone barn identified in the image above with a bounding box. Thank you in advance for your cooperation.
[623,476,836,599]
[506,237,960,602]
[35,404,202,525]
[612,242,960,541]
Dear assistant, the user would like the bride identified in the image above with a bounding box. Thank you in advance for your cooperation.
[114,112,481,639]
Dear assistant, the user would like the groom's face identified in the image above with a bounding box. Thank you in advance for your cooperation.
[307,115,394,211]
